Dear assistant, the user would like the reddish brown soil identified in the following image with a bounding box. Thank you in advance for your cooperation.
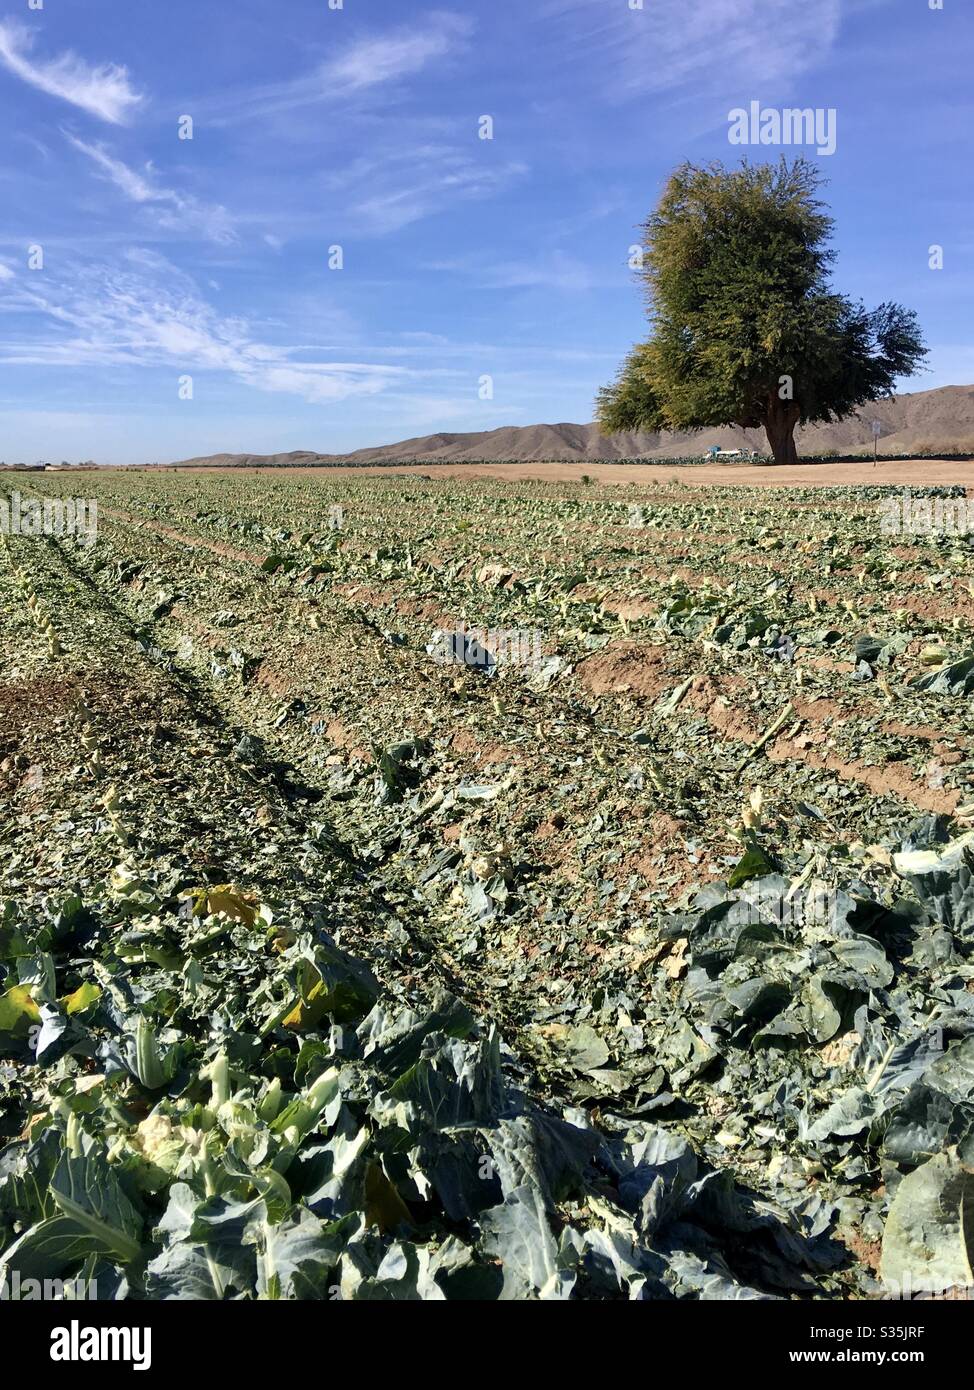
[575,642,675,698]
[167,460,974,488]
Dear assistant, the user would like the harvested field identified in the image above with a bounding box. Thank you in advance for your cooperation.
[3,467,974,1305]
[164,458,974,487]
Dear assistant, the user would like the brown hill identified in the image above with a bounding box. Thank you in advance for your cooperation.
[170,385,974,467]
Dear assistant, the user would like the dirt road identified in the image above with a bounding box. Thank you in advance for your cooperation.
[137,459,974,488]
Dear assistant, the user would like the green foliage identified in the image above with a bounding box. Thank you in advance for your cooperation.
[4,466,974,1303]
[598,159,928,462]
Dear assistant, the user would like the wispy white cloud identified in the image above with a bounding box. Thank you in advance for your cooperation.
[174,14,507,239]
[545,0,841,99]
[0,252,404,404]
[65,134,157,201]
[206,11,472,125]
[0,21,142,124]
[65,134,236,244]
[429,251,609,292]
[326,13,471,93]
[330,145,527,234]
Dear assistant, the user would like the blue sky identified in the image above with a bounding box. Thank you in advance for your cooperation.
[0,0,970,464]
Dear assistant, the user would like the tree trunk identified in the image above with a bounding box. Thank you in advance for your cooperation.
[763,400,800,466]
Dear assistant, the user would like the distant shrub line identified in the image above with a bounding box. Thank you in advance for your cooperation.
[145,446,974,472]
[199,450,974,469]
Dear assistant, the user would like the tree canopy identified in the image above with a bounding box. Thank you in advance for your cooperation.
[597,159,927,465]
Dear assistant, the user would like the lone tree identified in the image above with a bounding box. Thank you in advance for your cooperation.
[597,159,927,465]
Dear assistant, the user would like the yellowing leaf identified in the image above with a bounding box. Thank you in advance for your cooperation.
[282,979,327,1032]
[0,985,40,1034]
[189,884,258,926]
[62,982,102,1016]
[364,1160,414,1233]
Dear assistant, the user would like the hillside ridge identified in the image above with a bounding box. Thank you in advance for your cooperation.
[170,384,974,467]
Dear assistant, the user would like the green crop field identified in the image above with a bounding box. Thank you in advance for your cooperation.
[2,468,974,1301]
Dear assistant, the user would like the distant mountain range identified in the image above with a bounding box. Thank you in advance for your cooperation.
[170,385,974,467]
